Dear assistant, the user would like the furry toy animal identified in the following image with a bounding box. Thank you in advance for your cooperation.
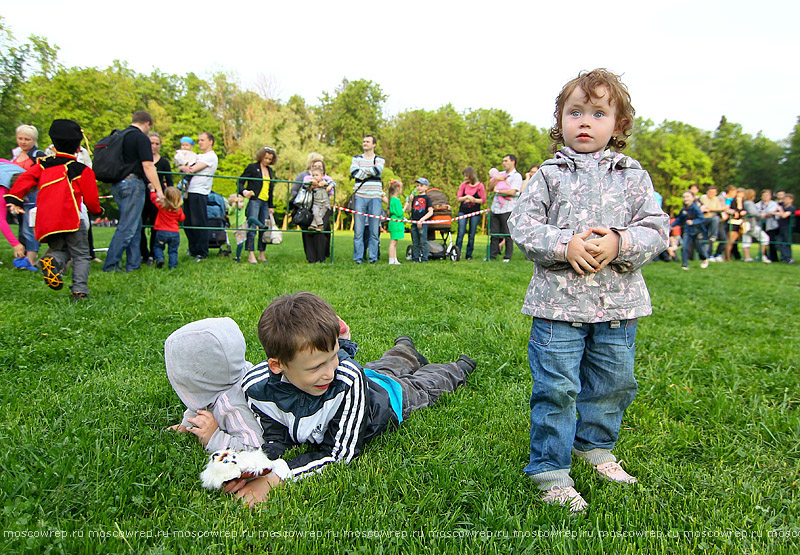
[200,449,290,490]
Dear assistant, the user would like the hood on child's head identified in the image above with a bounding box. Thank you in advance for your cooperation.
[165,317,250,411]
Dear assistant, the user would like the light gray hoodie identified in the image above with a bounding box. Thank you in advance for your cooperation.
[165,317,262,452]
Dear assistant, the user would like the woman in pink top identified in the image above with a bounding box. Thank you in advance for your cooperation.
[0,162,25,262]
[455,166,487,260]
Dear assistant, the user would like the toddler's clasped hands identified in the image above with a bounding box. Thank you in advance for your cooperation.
[566,227,620,275]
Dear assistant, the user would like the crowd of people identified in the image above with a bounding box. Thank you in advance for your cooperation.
[663,184,797,268]
[2,107,798,301]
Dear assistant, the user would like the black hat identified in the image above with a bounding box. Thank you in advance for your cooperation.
[49,119,83,154]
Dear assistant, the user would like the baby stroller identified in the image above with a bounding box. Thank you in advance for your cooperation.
[406,186,460,261]
[206,190,231,256]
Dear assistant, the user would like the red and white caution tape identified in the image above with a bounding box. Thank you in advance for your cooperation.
[333,205,489,224]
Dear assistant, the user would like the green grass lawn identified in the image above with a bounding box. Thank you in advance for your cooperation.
[1,228,798,554]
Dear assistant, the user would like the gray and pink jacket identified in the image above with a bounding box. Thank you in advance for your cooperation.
[509,147,669,323]
[165,317,263,452]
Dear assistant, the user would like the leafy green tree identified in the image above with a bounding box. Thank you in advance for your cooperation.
[317,79,386,155]
[709,116,744,191]
[464,108,515,173]
[510,121,550,173]
[629,119,713,212]
[22,62,142,148]
[382,105,470,199]
[778,117,800,196]
[738,133,782,192]
[0,19,60,153]
[462,108,548,182]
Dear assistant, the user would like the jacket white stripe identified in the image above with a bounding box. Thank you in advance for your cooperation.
[332,364,365,462]
[217,392,261,449]
[241,362,272,391]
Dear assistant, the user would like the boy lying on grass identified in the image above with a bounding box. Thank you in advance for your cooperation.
[166,292,476,507]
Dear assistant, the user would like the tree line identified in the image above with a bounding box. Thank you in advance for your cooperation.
[2,19,798,218]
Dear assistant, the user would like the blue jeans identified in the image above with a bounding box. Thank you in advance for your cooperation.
[20,190,40,253]
[353,196,381,262]
[456,213,480,259]
[705,215,720,242]
[410,224,429,261]
[103,175,146,271]
[524,318,638,477]
[154,230,180,269]
[681,233,707,266]
[245,198,270,252]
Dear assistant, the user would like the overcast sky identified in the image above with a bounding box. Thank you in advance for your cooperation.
[4,0,798,141]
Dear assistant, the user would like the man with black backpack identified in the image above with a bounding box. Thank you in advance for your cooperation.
[102,111,163,273]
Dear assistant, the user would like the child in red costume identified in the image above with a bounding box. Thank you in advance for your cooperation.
[5,119,103,300]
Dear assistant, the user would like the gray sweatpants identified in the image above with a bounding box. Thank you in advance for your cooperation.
[46,220,91,295]
[366,345,466,419]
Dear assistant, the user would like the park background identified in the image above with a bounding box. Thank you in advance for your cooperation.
[2,15,800,223]
[1,8,799,552]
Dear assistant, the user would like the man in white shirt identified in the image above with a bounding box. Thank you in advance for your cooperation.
[488,154,522,261]
[179,132,218,261]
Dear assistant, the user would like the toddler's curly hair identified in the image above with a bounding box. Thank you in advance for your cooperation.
[550,68,635,153]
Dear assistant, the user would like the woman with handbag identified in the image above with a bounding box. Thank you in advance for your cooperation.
[300,159,335,263]
[238,147,277,264]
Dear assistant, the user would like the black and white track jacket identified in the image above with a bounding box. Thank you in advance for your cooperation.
[242,339,399,480]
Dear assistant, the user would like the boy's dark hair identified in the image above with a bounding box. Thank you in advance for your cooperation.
[550,68,635,153]
[258,292,339,364]
[132,111,154,126]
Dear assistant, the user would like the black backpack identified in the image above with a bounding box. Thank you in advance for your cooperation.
[93,128,137,183]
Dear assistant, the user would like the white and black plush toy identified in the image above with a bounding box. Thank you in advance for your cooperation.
[200,449,291,490]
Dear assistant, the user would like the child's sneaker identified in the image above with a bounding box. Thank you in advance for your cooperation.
[394,335,430,366]
[155,259,164,269]
[456,355,477,376]
[542,486,587,512]
[594,460,637,484]
[69,292,88,302]
[40,255,64,290]
[700,259,709,269]
[13,257,39,272]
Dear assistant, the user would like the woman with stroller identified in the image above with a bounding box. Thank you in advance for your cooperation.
[238,147,277,264]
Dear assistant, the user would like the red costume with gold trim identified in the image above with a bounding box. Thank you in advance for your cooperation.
[5,152,102,242]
